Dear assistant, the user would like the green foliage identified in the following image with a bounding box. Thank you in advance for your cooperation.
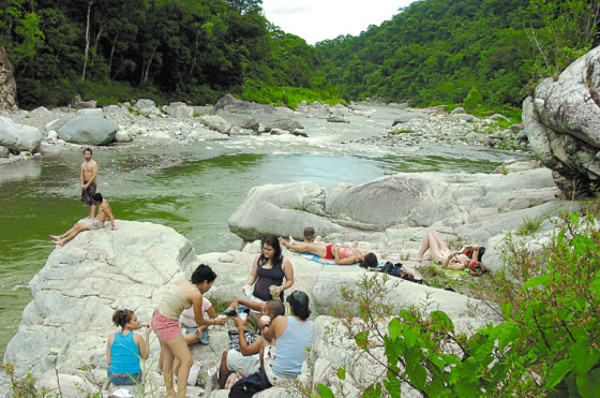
[317,0,598,108]
[314,199,600,397]
[4,363,57,397]
[240,82,346,109]
[463,88,482,113]
[518,216,543,235]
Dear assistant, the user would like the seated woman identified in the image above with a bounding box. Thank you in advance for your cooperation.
[242,236,294,302]
[106,308,151,386]
[278,237,378,267]
[414,232,480,270]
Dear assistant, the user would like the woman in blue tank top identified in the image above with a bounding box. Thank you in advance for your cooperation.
[106,309,151,386]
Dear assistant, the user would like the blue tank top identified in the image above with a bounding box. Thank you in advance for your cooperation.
[272,317,313,377]
[109,332,141,375]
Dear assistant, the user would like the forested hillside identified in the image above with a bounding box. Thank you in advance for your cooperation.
[0,0,329,108]
[317,0,599,110]
[1,0,598,110]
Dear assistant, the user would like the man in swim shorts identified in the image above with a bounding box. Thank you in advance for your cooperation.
[50,192,116,246]
[80,147,98,219]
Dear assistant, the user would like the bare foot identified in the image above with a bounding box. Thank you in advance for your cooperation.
[49,235,60,240]
[315,235,323,242]
[288,235,297,244]
[55,240,65,247]
[278,237,289,248]
[351,241,359,248]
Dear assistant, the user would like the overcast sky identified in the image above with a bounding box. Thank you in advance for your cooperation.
[261,0,417,45]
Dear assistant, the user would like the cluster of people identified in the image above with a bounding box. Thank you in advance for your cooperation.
[106,238,313,398]
[50,148,116,246]
[57,150,482,397]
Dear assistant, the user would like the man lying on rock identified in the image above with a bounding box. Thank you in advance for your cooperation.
[50,192,116,246]
[279,236,378,267]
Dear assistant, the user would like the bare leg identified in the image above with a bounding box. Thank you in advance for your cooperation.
[54,223,88,246]
[218,349,231,389]
[50,223,81,241]
[164,336,193,398]
[415,233,449,263]
[314,235,323,242]
[279,237,328,257]
[159,340,176,397]
[88,204,96,219]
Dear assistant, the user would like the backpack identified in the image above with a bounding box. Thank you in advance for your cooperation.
[379,262,427,284]
[229,371,272,398]
[464,260,487,276]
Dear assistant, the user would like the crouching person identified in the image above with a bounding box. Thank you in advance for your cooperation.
[261,290,313,384]
[229,291,314,397]
[219,299,285,389]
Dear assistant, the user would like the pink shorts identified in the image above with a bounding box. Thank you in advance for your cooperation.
[151,310,182,341]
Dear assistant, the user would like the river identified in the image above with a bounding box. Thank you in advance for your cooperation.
[0,104,532,355]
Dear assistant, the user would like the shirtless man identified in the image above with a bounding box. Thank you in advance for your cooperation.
[301,226,322,243]
[50,193,116,246]
[80,148,98,219]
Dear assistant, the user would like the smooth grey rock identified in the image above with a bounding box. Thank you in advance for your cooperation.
[0,145,8,157]
[200,115,231,133]
[57,116,118,145]
[76,108,103,117]
[0,116,42,152]
[265,118,303,132]
[216,110,259,131]
[523,45,600,191]
[164,104,194,119]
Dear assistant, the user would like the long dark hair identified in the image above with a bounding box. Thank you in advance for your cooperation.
[258,235,283,267]
[190,264,217,284]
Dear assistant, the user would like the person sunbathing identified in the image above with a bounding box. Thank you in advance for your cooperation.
[50,193,116,246]
[414,232,480,270]
[278,237,378,267]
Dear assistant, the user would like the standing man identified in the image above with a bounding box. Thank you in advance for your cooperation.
[80,147,98,219]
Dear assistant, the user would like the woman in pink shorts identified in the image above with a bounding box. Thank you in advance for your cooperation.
[151,264,226,398]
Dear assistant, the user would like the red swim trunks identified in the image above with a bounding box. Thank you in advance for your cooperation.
[325,244,334,259]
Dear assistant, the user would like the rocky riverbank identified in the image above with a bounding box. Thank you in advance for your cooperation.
[0,94,526,167]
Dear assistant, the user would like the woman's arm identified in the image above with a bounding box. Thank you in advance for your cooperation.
[442,251,458,268]
[134,327,151,360]
[230,299,264,313]
[106,333,114,366]
[243,256,259,293]
[274,258,294,296]
[207,305,217,319]
[193,294,226,327]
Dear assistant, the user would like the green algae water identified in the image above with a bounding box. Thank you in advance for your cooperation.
[0,140,531,356]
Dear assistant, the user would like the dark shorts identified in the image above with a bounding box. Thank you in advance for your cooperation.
[107,369,142,386]
[81,182,96,205]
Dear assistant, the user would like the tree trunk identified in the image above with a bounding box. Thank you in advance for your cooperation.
[81,0,94,80]
[108,33,119,78]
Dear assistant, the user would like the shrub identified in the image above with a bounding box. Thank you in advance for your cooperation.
[315,200,600,397]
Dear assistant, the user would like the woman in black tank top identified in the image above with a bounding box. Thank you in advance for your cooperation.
[243,236,295,301]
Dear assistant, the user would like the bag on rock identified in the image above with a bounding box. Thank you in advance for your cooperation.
[229,371,272,398]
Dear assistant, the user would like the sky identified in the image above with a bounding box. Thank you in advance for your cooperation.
[261,0,418,45]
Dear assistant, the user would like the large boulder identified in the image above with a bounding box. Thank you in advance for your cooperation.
[0,46,17,111]
[3,220,203,379]
[57,116,118,145]
[0,116,42,152]
[523,45,600,195]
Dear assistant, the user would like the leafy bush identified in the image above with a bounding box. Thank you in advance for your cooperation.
[315,200,600,397]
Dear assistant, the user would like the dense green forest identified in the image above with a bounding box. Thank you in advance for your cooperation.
[0,0,332,108]
[317,0,599,110]
[0,0,598,111]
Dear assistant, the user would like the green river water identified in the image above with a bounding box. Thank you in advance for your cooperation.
[0,108,533,356]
